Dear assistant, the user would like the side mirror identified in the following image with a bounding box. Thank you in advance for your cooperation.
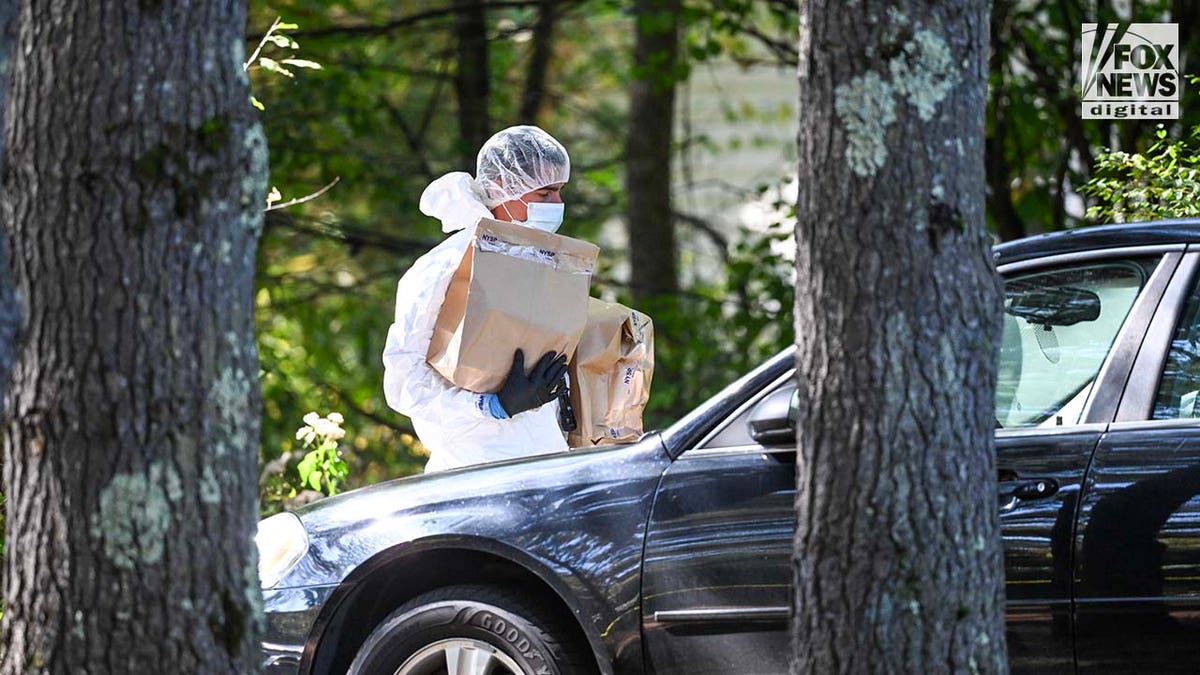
[748,386,798,446]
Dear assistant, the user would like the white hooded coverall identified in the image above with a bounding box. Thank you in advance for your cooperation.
[382,172,568,473]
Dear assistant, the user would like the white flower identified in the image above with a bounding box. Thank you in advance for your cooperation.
[312,419,345,441]
[303,411,320,426]
[328,412,344,424]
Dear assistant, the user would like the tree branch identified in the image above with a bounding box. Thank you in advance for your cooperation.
[245,16,282,70]
[320,381,417,437]
[453,0,492,163]
[247,1,553,41]
[419,58,451,142]
[673,210,729,262]
[380,98,437,180]
[263,265,410,309]
[737,24,798,66]
[264,210,440,257]
[265,176,341,212]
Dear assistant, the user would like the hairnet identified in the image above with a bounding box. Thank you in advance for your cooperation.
[474,126,570,208]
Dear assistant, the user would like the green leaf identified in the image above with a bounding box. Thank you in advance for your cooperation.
[250,95,265,111]
[276,22,299,30]
[259,57,294,77]
[281,59,322,70]
[296,452,318,482]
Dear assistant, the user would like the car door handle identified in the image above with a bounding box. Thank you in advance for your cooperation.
[998,476,1059,501]
[1012,479,1058,499]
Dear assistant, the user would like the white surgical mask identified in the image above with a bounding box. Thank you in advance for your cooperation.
[523,201,564,233]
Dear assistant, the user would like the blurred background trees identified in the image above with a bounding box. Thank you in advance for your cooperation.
[239,0,1198,509]
[250,0,801,509]
[987,0,1199,239]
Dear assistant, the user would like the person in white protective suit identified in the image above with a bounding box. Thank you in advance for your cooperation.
[382,125,577,473]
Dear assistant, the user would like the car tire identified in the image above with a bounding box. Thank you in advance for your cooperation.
[347,584,593,675]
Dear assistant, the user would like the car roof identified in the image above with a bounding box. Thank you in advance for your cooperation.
[994,218,1200,266]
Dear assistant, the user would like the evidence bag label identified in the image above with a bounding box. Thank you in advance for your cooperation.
[1080,23,1180,120]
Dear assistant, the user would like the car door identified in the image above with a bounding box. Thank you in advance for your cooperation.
[1072,250,1200,672]
[640,247,1177,675]
[995,250,1174,672]
[640,373,796,675]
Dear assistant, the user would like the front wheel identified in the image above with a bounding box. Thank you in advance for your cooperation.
[348,584,593,675]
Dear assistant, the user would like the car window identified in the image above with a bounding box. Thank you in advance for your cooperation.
[1154,272,1200,419]
[997,259,1157,428]
[702,379,796,449]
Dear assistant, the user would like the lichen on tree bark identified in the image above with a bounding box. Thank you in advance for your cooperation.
[0,2,267,672]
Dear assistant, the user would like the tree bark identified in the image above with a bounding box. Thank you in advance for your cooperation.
[0,0,16,597]
[518,0,557,125]
[0,1,267,672]
[0,1,16,391]
[985,116,1025,241]
[792,1,1008,673]
[454,0,491,167]
[625,0,680,302]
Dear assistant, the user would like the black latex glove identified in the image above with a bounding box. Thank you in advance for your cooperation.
[497,349,568,417]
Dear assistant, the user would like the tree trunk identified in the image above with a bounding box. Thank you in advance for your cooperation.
[454,0,490,167]
[0,1,15,388]
[0,0,16,597]
[625,0,680,302]
[518,0,557,125]
[985,0,1025,242]
[792,1,1008,673]
[0,1,267,672]
[986,119,1025,241]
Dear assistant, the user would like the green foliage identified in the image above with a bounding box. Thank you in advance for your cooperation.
[247,1,634,507]
[245,17,326,212]
[242,1,798,503]
[254,218,432,508]
[986,0,1199,237]
[615,192,796,427]
[1081,72,1200,224]
[681,0,797,69]
[1082,125,1200,222]
[295,412,350,494]
[260,411,354,513]
[245,17,321,113]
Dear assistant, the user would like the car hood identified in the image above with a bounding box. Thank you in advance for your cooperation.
[271,435,673,590]
[294,436,668,529]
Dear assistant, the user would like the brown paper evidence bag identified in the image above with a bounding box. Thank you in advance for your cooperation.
[567,298,654,447]
[426,217,654,447]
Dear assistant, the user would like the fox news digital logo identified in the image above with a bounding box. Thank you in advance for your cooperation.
[1081,23,1180,120]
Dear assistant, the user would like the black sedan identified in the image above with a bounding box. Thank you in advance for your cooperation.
[260,218,1200,674]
